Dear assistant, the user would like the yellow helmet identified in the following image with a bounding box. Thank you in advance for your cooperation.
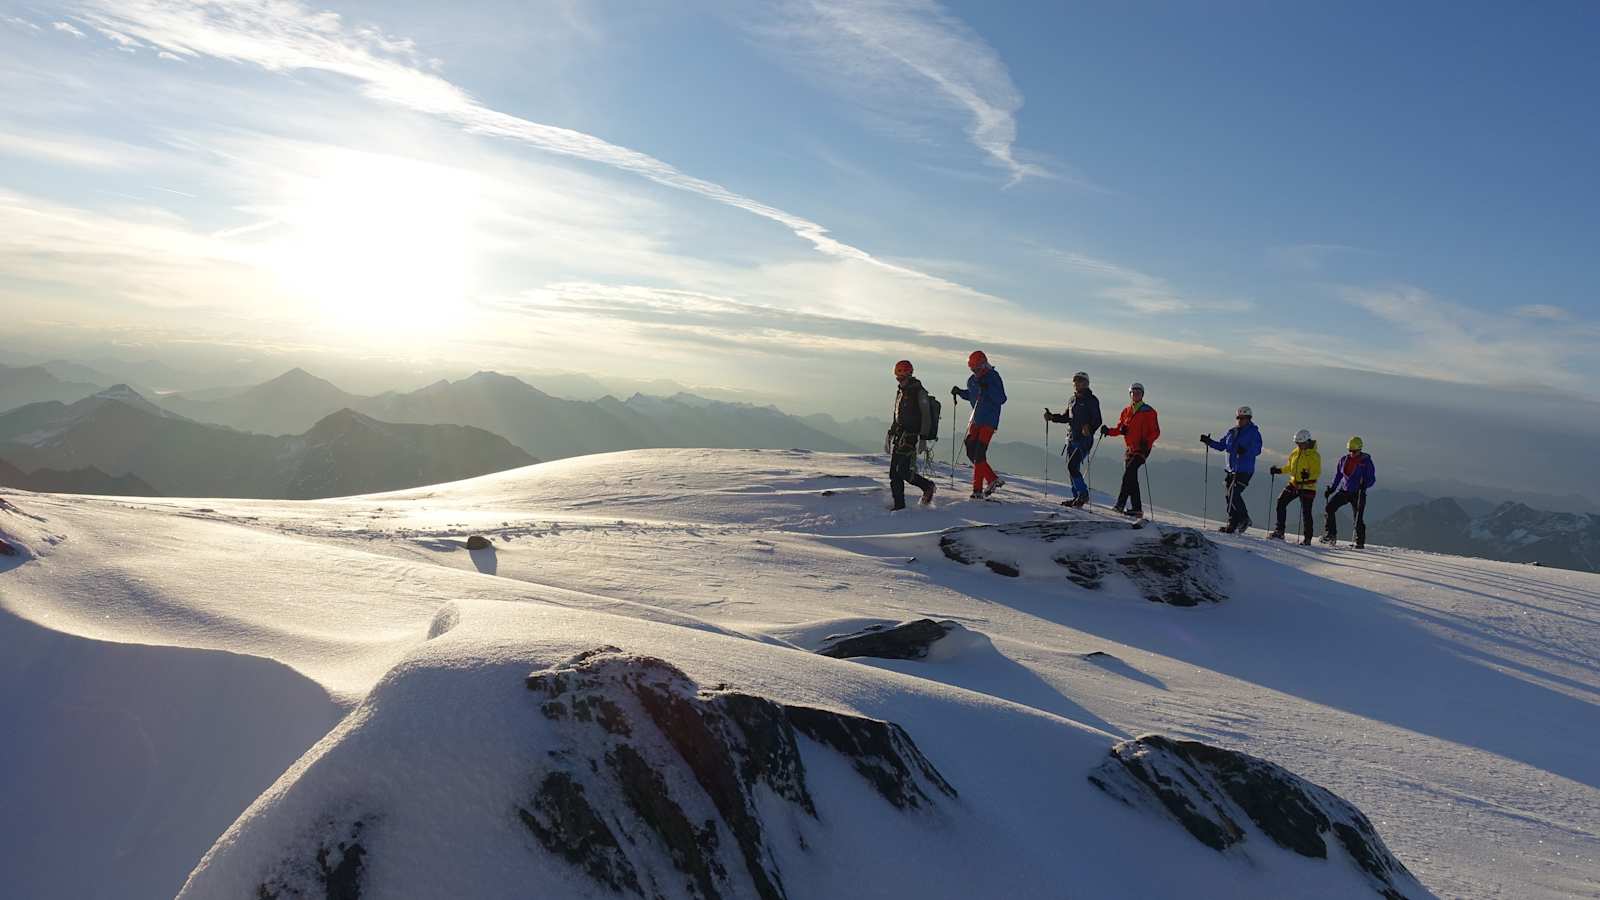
[1347,436,1364,451]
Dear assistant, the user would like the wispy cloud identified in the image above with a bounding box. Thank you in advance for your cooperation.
[1047,249,1252,315]
[1290,285,1600,389]
[758,0,1047,186]
[51,20,86,38]
[70,0,993,299]
[0,130,152,169]
[4,14,42,31]
[1513,303,1571,321]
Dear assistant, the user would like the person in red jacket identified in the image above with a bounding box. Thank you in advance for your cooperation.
[1100,382,1160,517]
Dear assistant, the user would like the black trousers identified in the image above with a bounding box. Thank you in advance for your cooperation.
[889,449,934,509]
[1276,486,1315,538]
[1325,489,1367,544]
[1116,453,1145,512]
[1224,471,1253,528]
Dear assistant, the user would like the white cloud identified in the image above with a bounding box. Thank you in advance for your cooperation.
[1294,285,1600,389]
[52,20,87,37]
[0,130,153,169]
[1513,304,1571,321]
[758,0,1047,186]
[4,15,42,31]
[1047,249,1252,315]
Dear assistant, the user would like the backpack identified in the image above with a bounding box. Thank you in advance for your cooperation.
[922,393,941,440]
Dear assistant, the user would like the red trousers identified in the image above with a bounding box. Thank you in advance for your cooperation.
[965,424,998,491]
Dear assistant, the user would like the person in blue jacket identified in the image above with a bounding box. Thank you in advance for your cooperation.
[1323,436,1377,548]
[951,349,1007,498]
[1201,405,1263,534]
[1045,371,1101,507]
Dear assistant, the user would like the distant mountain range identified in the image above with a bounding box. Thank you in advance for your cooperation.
[0,364,103,413]
[1375,498,1600,573]
[0,387,534,499]
[157,369,857,459]
[0,457,158,496]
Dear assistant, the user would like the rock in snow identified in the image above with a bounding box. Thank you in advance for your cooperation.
[815,618,957,660]
[940,518,1227,606]
[523,647,957,900]
[1089,735,1427,900]
[464,534,492,550]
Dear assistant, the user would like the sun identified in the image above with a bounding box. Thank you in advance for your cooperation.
[271,148,480,339]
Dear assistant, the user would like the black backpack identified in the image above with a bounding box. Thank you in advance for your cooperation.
[922,393,942,440]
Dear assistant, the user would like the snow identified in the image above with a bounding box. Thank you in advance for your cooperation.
[2,448,1598,898]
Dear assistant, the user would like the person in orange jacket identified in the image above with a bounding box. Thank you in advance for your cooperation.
[1100,382,1160,517]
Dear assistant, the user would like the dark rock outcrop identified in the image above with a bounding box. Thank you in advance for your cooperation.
[1090,735,1422,899]
[817,619,956,660]
[256,815,368,900]
[940,518,1226,606]
[522,647,956,900]
[464,534,492,550]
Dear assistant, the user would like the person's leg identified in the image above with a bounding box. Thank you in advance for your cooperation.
[1274,484,1294,532]
[888,451,909,509]
[1232,472,1253,528]
[1066,438,1089,499]
[1324,491,1350,540]
[971,425,998,490]
[1298,490,1315,540]
[1123,455,1144,513]
[907,462,934,502]
[964,425,984,493]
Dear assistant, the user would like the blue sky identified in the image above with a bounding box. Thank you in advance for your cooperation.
[1,0,1598,488]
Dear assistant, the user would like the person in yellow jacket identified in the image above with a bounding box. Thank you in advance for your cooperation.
[1268,429,1321,544]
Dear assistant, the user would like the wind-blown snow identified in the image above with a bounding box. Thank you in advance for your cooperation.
[2,448,1597,898]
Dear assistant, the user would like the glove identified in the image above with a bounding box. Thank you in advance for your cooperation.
[1300,469,1311,482]
[951,386,960,397]
[1269,466,1282,476]
[1099,425,1110,437]
[1043,408,1052,421]
[1200,434,1211,444]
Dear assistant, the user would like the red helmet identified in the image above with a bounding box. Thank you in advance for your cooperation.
[893,359,914,377]
[967,350,988,369]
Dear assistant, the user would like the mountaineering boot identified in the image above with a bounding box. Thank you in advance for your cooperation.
[970,490,984,500]
[1267,527,1285,540]
[1354,538,1365,549]
[921,483,937,506]
[1299,535,1312,546]
[1320,533,1337,545]
[984,477,1006,498]
[1120,508,1143,518]
[1218,524,1235,534]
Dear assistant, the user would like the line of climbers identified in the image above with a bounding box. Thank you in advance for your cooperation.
[887,352,1377,547]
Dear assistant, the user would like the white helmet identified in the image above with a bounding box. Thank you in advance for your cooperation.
[1236,405,1253,417]
[1294,428,1312,443]
[1129,382,1145,393]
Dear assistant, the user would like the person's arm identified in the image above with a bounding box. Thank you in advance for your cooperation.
[952,385,970,400]
[1147,409,1161,447]
[1202,433,1225,452]
[915,389,931,436]
[1244,427,1263,459]
[1364,458,1377,490]
[989,371,1007,405]
[1085,396,1103,435]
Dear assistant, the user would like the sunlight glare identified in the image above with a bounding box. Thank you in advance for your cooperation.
[272,149,479,340]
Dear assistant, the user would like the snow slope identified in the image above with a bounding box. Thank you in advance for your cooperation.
[1,449,1597,898]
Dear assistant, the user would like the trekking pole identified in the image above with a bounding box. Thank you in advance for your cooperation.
[949,406,958,490]
[1087,432,1103,500]
[1143,458,1156,523]
[1203,446,1210,528]
[1268,470,1276,533]
[1043,418,1050,500]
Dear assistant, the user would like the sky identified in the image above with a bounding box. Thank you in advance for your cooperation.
[2,0,1598,491]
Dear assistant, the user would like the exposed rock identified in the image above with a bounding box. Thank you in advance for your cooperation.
[940,518,1226,606]
[522,647,956,900]
[464,534,492,550]
[256,815,368,900]
[0,537,15,557]
[817,618,956,660]
[1090,735,1423,899]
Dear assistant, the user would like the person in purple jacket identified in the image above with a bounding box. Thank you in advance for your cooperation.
[1323,436,1376,548]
